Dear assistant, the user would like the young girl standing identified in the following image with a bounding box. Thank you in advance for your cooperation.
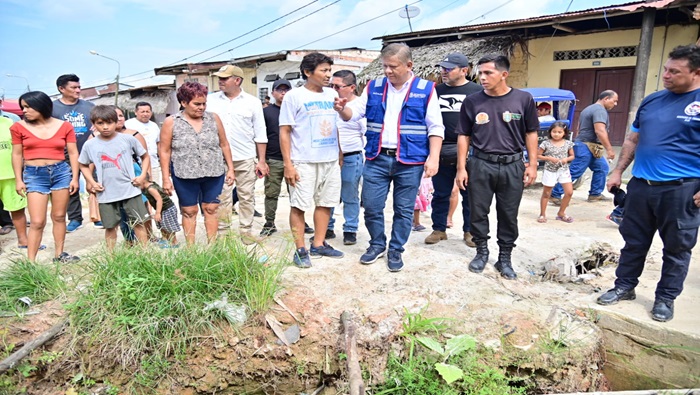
[537,121,575,223]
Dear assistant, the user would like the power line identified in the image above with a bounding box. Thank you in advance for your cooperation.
[463,0,516,25]
[292,0,423,49]
[117,0,323,81]
[198,0,342,63]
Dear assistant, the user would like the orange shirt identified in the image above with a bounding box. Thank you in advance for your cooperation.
[10,121,76,161]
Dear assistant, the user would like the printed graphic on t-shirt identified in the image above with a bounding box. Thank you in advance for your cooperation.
[438,94,467,113]
[100,153,123,170]
[304,100,337,149]
[684,101,700,116]
[61,110,89,135]
[475,112,490,124]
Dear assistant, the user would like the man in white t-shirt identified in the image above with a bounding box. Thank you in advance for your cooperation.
[280,52,344,268]
[208,65,268,243]
[124,101,160,183]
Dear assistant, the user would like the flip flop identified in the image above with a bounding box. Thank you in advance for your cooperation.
[537,215,547,223]
[18,244,47,250]
[556,215,574,223]
[0,225,14,235]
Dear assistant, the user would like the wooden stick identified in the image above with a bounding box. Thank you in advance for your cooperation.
[341,311,364,395]
[0,319,67,374]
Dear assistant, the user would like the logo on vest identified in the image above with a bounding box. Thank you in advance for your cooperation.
[409,92,426,99]
[475,112,490,124]
[684,101,700,116]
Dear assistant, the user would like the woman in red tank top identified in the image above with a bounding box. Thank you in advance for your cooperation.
[10,91,80,263]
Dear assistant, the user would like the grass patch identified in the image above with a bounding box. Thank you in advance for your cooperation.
[0,259,66,314]
[67,235,286,369]
[373,308,528,395]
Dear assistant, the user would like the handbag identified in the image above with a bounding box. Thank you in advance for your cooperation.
[583,142,605,159]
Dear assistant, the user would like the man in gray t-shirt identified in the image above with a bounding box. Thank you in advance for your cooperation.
[551,90,618,202]
[52,74,95,231]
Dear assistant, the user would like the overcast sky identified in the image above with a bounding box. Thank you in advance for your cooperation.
[1,0,621,98]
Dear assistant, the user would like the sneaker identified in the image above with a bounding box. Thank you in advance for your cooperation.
[304,222,314,234]
[549,197,562,206]
[254,210,263,218]
[53,252,80,263]
[93,221,104,229]
[360,246,386,265]
[260,222,277,236]
[325,229,336,239]
[343,232,357,245]
[310,241,344,259]
[606,214,622,226]
[158,240,180,249]
[587,194,612,202]
[241,232,258,245]
[387,250,404,272]
[424,230,447,244]
[412,224,426,232]
[217,222,231,231]
[66,220,83,233]
[293,247,312,268]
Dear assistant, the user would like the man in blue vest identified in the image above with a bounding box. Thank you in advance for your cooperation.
[335,43,445,272]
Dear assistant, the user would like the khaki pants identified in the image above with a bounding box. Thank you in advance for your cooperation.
[264,159,286,223]
[218,158,256,231]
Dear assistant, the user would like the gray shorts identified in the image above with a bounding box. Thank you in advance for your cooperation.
[99,195,149,229]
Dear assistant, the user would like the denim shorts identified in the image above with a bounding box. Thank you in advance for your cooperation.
[23,161,72,195]
[171,172,224,207]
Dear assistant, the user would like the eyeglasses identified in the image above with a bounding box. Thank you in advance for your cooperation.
[274,87,290,93]
[330,84,351,90]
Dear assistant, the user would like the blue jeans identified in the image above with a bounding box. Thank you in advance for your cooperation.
[431,162,470,232]
[329,153,363,232]
[362,153,423,253]
[23,161,72,194]
[552,142,609,198]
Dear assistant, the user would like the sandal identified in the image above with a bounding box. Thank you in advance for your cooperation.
[537,215,547,223]
[18,244,47,250]
[0,225,14,235]
[556,215,574,223]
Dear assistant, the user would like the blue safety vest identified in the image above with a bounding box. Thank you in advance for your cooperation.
[365,77,434,164]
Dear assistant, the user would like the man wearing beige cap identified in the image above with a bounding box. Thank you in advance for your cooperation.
[208,64,269,243]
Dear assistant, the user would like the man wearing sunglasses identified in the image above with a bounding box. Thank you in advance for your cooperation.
[208,65,269,244]
[328,70,365,246]
[424,53,482,249]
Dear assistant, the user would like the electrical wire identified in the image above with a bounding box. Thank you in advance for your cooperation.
[198,0,342,63]
[292,0,423,49]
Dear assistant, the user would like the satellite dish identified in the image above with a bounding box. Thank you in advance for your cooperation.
[399,5,420,18]
[398,5,420,32]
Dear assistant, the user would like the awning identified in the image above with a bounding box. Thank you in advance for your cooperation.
[0,99,23,116]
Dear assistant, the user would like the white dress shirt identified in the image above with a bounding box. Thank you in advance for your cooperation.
[348,73,444,148]
[124,118,160,168]
[207,90,267,161]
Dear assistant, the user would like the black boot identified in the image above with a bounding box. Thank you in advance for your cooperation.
[495,247,517,280]
[469,241,489,273]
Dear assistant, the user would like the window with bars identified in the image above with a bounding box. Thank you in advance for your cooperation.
[259,87,269,101]
[553,46,637,61]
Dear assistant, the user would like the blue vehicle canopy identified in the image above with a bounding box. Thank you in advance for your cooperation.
[522,88,577,132]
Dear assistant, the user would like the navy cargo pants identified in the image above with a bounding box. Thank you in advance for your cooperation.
[615,177,700,301]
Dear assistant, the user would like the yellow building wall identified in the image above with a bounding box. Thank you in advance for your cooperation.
[526,25,698,95]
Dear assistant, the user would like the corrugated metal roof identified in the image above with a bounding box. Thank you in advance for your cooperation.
[376,0,682,41]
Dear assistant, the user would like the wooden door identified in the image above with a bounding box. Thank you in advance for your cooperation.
[595,69,634,145]
[560,67,634,145]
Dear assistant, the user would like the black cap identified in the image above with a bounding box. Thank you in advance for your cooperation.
[272,79,291,90]
[436,53,469,69]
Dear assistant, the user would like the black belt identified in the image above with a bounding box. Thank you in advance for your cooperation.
[343,151,362,157]
[380,148,397,156]
[634,177,700,186]
[472,149,523,164]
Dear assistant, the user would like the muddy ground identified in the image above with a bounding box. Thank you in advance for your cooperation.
[1,175,698,394]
